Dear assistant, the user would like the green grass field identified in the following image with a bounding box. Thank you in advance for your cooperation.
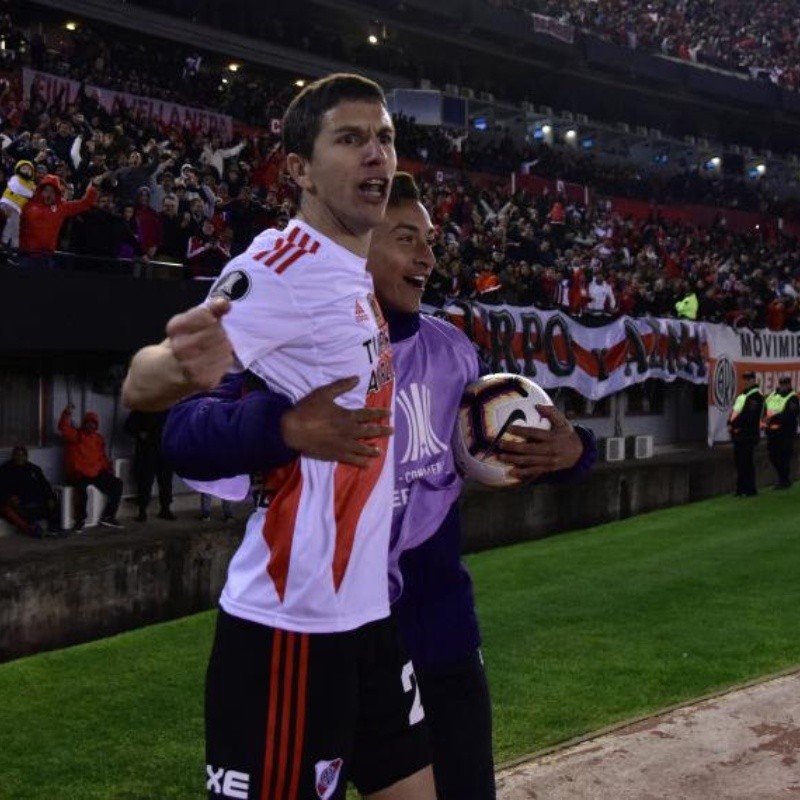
[1,489,799,798]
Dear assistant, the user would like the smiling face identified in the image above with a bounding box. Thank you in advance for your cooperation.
[367,199,435,314]
[286,100,396,250]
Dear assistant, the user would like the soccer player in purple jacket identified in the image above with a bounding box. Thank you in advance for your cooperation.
[160,173,597,799]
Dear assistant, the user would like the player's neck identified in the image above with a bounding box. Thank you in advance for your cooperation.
[384,305,420,342]
[296,205,372,259]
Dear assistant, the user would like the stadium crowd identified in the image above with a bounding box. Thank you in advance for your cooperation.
[393,116,798,218]
[133,0,800,98]
[1,7,799,330]
[501,0,800,93]
[420,181,800,330]
[7,8,799,216]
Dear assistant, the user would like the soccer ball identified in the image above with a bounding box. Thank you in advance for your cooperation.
[452,373,553,488]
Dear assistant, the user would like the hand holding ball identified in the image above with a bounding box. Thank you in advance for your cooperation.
[452,373,553,487]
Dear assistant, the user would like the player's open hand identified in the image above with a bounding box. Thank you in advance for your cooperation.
[280,376,393,468]
[497,404,583,482]
[166,297,234,391]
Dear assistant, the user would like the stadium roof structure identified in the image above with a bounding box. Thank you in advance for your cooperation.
[37,0,800,174]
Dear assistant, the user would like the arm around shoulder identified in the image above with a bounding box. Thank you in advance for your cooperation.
[164,380,297,480]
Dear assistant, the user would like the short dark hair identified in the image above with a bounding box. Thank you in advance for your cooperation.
[387,172,420,207]
[282,73,387,160]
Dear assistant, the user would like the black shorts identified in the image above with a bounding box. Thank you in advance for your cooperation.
[417,649,496,800]
[205,610,431,800]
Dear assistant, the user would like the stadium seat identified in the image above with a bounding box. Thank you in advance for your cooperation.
[114,458,136,498]
[602,436,626,462]
[57,485,104,530]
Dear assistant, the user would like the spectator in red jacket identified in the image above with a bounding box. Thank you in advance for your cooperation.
[567,263,588,314]
[57,405,124,533]
[134,186,163,259]
[19,174,103,266]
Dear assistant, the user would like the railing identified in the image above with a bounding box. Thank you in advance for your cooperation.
[1,249,187,280]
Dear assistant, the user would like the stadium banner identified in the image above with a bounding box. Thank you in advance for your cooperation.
[423,301,707,400]
[532,14,575,45]
[704,324,800,444]
[22,68,233,138]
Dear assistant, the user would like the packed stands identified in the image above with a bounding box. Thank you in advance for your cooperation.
[2,3,799,330]
[514,0,800,93]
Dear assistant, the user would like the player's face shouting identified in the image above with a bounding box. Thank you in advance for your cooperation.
[301,100,396,240]
[368,200,435,313]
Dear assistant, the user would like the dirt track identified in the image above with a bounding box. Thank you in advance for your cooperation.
[496,670,800,800]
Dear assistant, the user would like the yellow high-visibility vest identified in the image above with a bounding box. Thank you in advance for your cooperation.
[763,391,796,430]
[729,385,760,422]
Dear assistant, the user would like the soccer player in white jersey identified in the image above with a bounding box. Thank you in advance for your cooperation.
[125,74,435,800]
[160,175,593,800]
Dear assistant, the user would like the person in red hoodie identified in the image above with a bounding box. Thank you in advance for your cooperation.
[133,186,163,259]
[57,405,124,533]
[19,174,104,267]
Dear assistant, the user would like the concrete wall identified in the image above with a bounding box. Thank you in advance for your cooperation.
[1,445,796,662]
[460,446,743,552]
[0,526,240,662]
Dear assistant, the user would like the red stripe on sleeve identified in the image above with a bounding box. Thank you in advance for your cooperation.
[264,242,296,267]
[273,248,309,275]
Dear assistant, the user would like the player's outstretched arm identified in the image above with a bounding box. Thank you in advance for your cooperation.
[163,375,394,482]
[122,298,234,411]
[497,405,597,483]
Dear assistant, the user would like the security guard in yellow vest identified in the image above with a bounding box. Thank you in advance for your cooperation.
[763,376,799,489]
[727,371,764,496]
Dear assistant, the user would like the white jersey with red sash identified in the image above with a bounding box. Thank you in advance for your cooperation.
[208,220,395,633]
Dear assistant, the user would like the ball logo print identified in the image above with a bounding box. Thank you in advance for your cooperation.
[452,373,553,487]
[209,269,251,302]
[314,758,344,799]
[711,356,737,410]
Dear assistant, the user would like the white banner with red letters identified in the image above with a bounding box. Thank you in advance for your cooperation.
[22,67,233,138]
[425,303,800,443]
[704,324,800,444]
[424,301,708,399]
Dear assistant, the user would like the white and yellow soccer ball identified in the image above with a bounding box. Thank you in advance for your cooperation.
[452,373,553,487]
